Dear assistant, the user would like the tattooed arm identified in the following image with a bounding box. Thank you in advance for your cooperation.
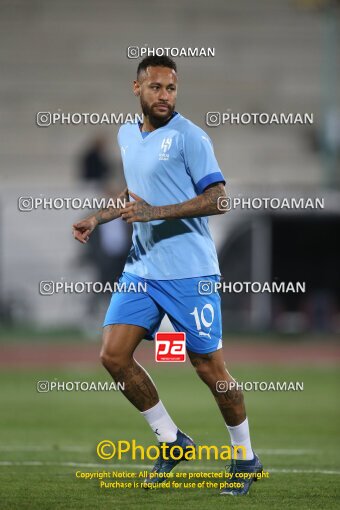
[72,187,128,244]
[120,182,227,223]
[94,187,129,225]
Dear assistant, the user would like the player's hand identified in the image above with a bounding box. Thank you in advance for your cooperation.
[72,216,97,244]
[120,191,155,223]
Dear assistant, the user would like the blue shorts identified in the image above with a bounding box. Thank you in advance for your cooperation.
[103,272,222,354]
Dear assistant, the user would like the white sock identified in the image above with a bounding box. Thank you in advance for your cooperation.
[226,417,254,460]
[141,400,178,443]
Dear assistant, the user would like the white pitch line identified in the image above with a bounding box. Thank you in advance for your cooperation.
[0,461,339,475]
[268,468,340,475]
[0,461,151,468]
[256,449,318,455]
[0,445,90,452]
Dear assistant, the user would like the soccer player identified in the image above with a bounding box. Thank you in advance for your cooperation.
[72,55,263,496]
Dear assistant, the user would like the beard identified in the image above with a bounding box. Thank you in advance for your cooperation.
[140,97,175,128]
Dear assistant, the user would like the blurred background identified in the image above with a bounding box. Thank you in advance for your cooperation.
[0,0,339,336]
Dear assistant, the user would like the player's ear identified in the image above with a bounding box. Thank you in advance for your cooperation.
[133,80,140,96]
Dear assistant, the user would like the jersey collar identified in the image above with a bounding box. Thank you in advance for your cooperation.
[137,112,180,141]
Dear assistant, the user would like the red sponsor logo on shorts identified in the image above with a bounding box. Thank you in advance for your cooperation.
[155,332,186,362]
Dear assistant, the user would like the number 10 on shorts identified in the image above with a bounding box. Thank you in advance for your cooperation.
[155,332,186,362]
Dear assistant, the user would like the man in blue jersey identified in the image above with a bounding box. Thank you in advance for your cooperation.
[72,56,262,496]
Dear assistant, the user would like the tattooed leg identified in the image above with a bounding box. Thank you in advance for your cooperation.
[188,348,246,426]
[113,360,159,411]
[100,324,159,411]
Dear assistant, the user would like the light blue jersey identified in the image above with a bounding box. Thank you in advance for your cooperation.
[118,112,225,280]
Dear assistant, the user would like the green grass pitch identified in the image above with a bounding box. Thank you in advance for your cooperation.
[0,362,339,509]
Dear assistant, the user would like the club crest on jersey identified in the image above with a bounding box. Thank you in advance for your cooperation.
[159,137,172,160]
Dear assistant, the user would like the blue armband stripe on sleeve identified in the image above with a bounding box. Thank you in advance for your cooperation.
[196,172,226,194]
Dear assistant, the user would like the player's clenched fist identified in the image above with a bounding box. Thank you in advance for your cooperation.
[72,216,98,244]
[120,191,155,223]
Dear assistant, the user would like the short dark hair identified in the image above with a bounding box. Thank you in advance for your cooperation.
[137,56,177,78]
